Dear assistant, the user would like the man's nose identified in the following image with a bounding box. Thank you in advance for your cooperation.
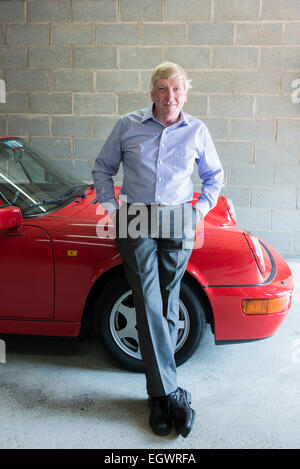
[165,89,173,100]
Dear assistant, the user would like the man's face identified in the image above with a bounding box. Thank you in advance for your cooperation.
[151,76,187,122]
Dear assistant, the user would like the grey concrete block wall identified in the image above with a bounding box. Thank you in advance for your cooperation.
[0,0,300,256]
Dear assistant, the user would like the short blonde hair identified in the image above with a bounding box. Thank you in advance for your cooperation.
[150,62,192,92]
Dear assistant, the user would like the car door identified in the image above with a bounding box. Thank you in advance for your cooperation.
[0,223,54,319]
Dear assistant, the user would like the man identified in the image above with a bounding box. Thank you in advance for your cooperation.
[92,62,224,437]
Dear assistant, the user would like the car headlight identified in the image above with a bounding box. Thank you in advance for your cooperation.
[244,232,265,274]
[223,197,236,224]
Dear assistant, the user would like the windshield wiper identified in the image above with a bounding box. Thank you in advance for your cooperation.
[61,184,89,199]
[22,197,65,214]
[22,185,89,215]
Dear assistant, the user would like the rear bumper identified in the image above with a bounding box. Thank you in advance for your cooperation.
[206,243,294,342]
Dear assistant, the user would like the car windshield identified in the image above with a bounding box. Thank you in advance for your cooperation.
[0,138,89,217]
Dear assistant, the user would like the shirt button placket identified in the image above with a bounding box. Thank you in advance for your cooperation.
[155,130,167,203]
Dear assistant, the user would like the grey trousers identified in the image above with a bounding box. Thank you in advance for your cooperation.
[115,203,196,397]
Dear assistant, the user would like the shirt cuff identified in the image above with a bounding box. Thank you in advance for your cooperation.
[194,199,211,219]
[100,200,119,216]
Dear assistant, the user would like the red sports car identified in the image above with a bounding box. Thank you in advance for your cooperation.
[0,137,294,371]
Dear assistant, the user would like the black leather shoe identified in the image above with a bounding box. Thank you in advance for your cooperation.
[148,396,173,436]
[167,387,195,438]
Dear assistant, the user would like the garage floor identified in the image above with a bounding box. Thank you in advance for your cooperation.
[0,259,299,450]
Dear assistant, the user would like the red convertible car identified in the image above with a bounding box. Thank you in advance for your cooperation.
[0,137,294,371]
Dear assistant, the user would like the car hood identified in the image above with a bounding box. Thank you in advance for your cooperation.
[36,189,271,288]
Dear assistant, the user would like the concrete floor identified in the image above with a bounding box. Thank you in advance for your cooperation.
[0,259,299,450]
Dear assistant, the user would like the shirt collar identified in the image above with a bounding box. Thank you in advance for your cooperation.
[141,103,190,126]
[141,104,154,123]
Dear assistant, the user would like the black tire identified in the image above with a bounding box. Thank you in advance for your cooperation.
[94,273,207,372]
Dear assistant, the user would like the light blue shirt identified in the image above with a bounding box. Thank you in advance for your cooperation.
[92,104,224,217]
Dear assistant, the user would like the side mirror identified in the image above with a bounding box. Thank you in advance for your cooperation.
[0,206,24,236]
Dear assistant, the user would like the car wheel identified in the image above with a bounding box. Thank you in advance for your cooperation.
[94,273,207,372]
